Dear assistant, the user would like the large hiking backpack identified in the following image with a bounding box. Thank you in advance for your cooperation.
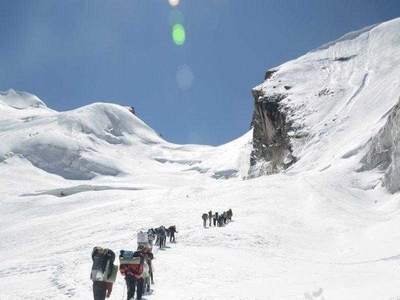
[137,231,149,244]
[90,247,115,282]
[202,213,208,220]
[119,250,144,278]
[119,250,143,265]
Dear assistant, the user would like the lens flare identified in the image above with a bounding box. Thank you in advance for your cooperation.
[172,24,186,46]
[176,64,194,90]
[169,0,180,7]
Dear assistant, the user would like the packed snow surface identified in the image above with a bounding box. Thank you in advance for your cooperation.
[1,18,400,300]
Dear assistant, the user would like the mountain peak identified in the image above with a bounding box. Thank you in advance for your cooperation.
[0,89,47,109]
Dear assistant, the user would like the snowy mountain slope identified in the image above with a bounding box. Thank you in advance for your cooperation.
[0,92,252,182]
[1,18,400,300]
[250,18,400,193]
[1,165,400,300]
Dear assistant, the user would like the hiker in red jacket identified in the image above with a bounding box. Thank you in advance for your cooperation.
[119,248,145,300]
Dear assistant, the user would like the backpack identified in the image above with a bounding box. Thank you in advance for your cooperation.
[90,247,115,282]
[119,250,144,278]
[137,231,149,244]
[119,250,143,265]
[202,213,208,220]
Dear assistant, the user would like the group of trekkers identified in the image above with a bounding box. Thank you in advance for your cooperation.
[202,209,233,227]
[90,225,178,300]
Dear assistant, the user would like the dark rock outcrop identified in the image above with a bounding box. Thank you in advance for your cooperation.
[128,106,136,115]
[249,75,296,177]
[264,70,277,80]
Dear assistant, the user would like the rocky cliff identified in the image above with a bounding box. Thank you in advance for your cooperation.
[248,18,400,193]
[249,74,296,177]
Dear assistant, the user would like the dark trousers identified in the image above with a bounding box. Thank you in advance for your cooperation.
[203,219,206,227]
[170,232,175,242]
[93,281,107,300]
[159,236,164,249]
[126,275,144,300]
[149,262,154,283]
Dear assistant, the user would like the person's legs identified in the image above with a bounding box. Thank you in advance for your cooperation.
[141,277,147,295]
[137,278,144,299]
[145,277,151,292]
[126,276,136,300]
[93,281,107,300]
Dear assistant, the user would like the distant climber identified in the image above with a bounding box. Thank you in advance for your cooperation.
[147,228,156,247]
[223,211,228,224]
[202,213,208,227]
[157,226,167,249]
[228,209,233,221]
[218,214,224,227]
[168,225,177,242]
[213,212,219,227]
[208,210,213,227]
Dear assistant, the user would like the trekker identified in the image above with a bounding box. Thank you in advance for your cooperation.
[143,246,155,288]
[154,227,160,246]
[228,209,233,221]
[208,210,213,227]
[202,213,208,227]
[223,211,228,224]
[141,260,151,295]
[119,247,146,300]
[157,226,167,249]
[218,214,224,227]
[147,228,156,248]
[168,225,178,242]
[90,247,115,300]
[213,212,219,227]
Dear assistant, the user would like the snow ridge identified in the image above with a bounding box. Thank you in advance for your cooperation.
[0,89,47,109]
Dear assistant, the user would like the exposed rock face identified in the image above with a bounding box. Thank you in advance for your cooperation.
[247,18,400,195]
[249,72,296,177]
[360,99,400,193]
[125,106,135,115]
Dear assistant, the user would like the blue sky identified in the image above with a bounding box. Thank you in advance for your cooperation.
[1,0,399,145]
